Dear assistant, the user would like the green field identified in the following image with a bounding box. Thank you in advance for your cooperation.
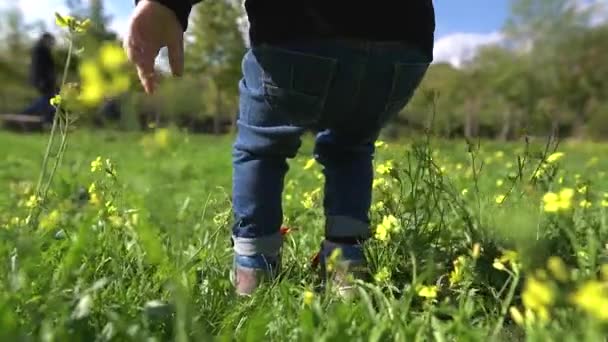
[1,130,608,341]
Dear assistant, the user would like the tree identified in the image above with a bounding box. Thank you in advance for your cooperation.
[186,0,246,133]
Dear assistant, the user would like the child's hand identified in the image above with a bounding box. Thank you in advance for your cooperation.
[124,0,184,94]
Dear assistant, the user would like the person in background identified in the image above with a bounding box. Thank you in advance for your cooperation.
[22,32,57,123]
[125,0,435,295]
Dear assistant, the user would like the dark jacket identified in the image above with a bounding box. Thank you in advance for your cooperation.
[30,40,56,94]
[140,0,436,60]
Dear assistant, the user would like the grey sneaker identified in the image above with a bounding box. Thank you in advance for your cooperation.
[316,240,370,297]
[232,254,280,296]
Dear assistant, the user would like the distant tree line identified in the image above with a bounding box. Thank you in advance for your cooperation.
[0,0,606,138]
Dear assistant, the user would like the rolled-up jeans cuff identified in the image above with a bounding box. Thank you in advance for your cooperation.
[325,215,371,239]
[233,232,283,256]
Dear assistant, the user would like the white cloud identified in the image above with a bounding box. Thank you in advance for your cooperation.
[0,0,69,33]
[433,32,504,68]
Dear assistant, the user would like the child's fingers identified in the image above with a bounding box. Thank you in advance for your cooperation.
[136,59,157,94]
[167,35,184,77]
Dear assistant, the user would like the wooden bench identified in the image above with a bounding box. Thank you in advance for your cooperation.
[0,114,46,132]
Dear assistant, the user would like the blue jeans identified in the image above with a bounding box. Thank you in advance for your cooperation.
[232,40,430,256]
[22,92,56,123]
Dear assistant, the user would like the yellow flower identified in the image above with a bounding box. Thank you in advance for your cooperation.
[303,158,316,170]
[472,243,481,259]
[602,199,608,208]
[461,188,469,196]
[493,259,506,271]
[546,152,565,163]
[303,290,315,305]
[547,256,569,282]
[449,256,467,286]
[373,177,388,189]
[456,163,464,170]
[79,61,105,105]
[371,201,384,212]
[90,156,103,172]
[417,285,438,299]
[570,281,608,321]
[89,192,101,206]
[374,140,387,148]
[108,215,124,227]
[510,306,525,326]
[326,248,342,273]
[494,250,519,272]
[578,185,588,194]
[374,223,389,241]
[50,94,62,107]
[376,160,393,175]
[100,43,127,70]
[579,200,592,209]
[495,194,506,204]
[25,195,41,209]
[522,276,554,322]
[374,267,391,283]
[543,188,574,213]
[495,151,505,159]
[154,129,170,149]
[40,210,61,230]
[496,179,504,187]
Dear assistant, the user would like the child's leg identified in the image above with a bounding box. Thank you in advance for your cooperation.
[232,50,306,260]
[314,130,376,243]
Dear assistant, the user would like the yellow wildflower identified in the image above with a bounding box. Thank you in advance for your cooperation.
[472,243,481,259]
[90,156,103,172]
[303,158,316,170]
[579,200,592,209]
[495,194,506,204]
[100,43,127,70]
[376,160,393,175]
[510,306,525,326]
[546,152,565,163]
[461,188,469,196]
[374,267,391,283]
[303,290,315,305]
[495,151,505,159]
[496,179,504,187]
[373,177,388,189]
[417,285,438,299]
[449,256,467,286]
[50,94,62,107]
[108,215,123,227]
[455,163,464,170]
[547,257,569,282]
[80,61,105,105]
[326,248,342,272]
[39,209,61,230]
[493,250,520,272]
[570,281,608,321]
[543,188,574,213]
[578,185,588,194]
[522,276,554,322]
[89,192,101,206]
[374,140,387,148]
[154,128,170,149]
[25,195,41,209]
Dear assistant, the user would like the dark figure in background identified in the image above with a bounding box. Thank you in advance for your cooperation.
[22,33,57,123]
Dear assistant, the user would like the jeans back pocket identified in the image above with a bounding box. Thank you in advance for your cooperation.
[253,46,337,127]
[380,62,429,127]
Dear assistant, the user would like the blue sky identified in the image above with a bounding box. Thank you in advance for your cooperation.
[434,0,510,38]
[106,0,513,40]
[0,0,513,65]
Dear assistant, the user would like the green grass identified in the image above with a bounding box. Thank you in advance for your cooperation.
[1,129,608,341]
